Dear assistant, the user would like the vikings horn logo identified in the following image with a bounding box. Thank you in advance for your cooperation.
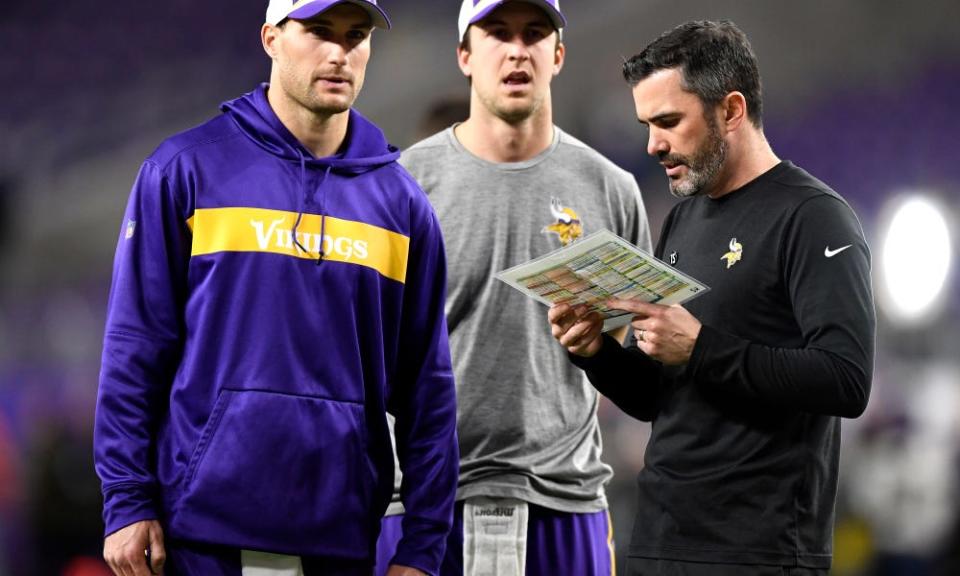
[542,197,583,247]
[721,237,743,269]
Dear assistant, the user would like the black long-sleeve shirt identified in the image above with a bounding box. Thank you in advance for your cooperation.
[573,161,875,568]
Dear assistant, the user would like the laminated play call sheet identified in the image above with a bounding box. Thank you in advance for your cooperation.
[497,230,710,331]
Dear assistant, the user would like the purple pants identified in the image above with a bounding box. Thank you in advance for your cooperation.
[376,501,614,576]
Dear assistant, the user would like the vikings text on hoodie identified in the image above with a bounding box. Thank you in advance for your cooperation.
[94,84,458,574]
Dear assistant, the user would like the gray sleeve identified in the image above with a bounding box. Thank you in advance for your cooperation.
[613,169,652,253]
[627,179,652,253]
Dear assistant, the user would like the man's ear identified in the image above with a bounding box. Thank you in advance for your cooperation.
[457,44,472,79]
[553,39,565,76]
[262,23,281,60]
[721,91,747,133]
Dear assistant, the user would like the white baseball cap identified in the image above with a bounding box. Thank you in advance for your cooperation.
[458,0,565,42]
[266,0,391,29]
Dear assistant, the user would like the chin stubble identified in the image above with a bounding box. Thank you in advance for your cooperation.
[669,119,727,198]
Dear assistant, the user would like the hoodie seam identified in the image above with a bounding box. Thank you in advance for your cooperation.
[103,480,155,493]
[390,164,428,195]
[106,328,180,346]
[150,131,245,173]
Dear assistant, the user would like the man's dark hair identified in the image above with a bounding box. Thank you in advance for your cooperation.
[623,20,764,128]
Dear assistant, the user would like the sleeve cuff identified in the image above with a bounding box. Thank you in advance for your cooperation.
[568,333,622,371]
[686,323,745,386]
[390,516,450,576]
[687,323,716,378]
[102,484,159,537]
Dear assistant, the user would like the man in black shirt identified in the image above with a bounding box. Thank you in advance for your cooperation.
[548,20,875,576]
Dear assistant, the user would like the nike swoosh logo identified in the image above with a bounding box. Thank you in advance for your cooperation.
[824,244,852,258]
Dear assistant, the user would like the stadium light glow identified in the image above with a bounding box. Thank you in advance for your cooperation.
[879,194,953,325]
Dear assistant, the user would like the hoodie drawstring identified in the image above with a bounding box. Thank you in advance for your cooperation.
[316,165,331,265]
[291,157,332,266]
[291,154,309,255]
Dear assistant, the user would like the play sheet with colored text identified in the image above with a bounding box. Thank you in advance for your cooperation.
[497,229,710,331]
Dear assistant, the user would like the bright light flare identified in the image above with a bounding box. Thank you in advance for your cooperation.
[879,195,953,325]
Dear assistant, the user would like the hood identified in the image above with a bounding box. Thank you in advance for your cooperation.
[221,83,400,175]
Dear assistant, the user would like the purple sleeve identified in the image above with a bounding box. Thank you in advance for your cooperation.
[388,201,459,575]
[94,160,190,536]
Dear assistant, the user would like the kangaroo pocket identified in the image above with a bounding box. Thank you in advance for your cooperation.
[168,388,377,558]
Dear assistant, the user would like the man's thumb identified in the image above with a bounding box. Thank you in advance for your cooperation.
[147,524,166,574]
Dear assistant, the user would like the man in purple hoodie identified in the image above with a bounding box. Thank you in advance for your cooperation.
[94,1,458,575]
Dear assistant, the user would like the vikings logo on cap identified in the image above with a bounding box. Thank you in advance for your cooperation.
[266,0,391,29]
[458,0,566,41]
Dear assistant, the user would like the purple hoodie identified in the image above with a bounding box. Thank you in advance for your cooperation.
[94,84,458,574]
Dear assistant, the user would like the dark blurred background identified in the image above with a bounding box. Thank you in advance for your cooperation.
[1,1,958,574]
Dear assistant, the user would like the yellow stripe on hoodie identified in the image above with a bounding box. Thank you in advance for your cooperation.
[187,207,409,283]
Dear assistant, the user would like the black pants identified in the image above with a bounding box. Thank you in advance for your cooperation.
[627,557,828,576]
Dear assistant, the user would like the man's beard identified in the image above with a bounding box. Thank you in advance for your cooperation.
[481,92,545,125]
[302,84,356,117]
[662,116,727,198]
[280,65,358,118]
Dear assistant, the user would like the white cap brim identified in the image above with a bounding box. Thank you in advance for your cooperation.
[267,0,391,29]
[458,0,565,41]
